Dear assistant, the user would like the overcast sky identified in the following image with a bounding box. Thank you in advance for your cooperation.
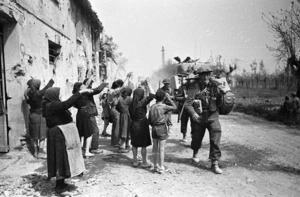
[89,0,290,77]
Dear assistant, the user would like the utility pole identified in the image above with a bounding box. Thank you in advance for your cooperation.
[194,39,196,58]
[161,46,165,67]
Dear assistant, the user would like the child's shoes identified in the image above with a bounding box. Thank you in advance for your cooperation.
[141,162,152,169]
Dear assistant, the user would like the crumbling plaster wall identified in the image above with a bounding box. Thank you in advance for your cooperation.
[3,0,99,148]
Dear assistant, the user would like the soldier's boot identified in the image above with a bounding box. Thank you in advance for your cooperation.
[211,160,223,174]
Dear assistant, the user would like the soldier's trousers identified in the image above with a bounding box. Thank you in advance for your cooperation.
[180,108,190,136]
[190,111,221,161]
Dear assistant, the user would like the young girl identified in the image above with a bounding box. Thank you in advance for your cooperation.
[116,87,132,153]
[129,80,154,167]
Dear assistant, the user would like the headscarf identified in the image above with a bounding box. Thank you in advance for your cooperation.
[72,82,82,94]
[129,88,144,117]
[121,87,132,98]
[43,87,60,103]
[42,87,60,117]
[27,79,41,97]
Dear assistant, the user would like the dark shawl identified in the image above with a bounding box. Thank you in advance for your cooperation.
[27,78,54,111]
[72,82,82,94]
[121,87,133,98]
[42,87,79,128]
[129,88,145,117]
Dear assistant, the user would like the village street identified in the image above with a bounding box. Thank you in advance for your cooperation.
[0,112,299,197]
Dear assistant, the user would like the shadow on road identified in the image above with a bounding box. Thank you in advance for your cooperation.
[222,143,300,175]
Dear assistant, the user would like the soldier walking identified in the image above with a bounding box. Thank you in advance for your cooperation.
[184,65,223,174]
[175,74,194,142]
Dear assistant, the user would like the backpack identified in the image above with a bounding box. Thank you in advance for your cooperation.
[210,77,235,115]
[219,91,235,115]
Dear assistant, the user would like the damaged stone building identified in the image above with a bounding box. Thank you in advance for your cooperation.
[0,0,105,151]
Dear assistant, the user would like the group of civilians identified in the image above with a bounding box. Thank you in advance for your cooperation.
[24,72,176,193]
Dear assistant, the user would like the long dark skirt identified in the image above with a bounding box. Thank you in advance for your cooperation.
[76,109,98,138]
[111,107,120,146]
[29,112,47,140]
[119,113,131,139]
[47,126,71,179]
[130,118,151,147]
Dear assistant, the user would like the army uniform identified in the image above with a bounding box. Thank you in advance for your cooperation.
[175,74,197,141]
[175,84,189,140]
[184,65,223,174]
[159,79,175,130]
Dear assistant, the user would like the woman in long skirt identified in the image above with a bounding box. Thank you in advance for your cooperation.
[42,87,92,192]
[25,76,54,158]
[72,80,107,157]
[129,80,155,167]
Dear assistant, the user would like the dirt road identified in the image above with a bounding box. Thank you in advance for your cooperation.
[0,112,299,197]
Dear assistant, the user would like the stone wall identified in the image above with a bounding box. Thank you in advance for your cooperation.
[0,0,102,148]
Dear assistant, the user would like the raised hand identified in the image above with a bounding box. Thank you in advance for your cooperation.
[79,89,93,94]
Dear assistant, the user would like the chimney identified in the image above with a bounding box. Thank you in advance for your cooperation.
[161,46,165,67]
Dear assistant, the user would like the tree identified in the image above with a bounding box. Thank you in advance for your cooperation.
[263,1,300,96]
[259,60,268,88]
[250,60,257,87]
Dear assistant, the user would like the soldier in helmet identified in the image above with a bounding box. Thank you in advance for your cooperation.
[184,65,223,174]
[174,73,197,142]
[159,78,175,133]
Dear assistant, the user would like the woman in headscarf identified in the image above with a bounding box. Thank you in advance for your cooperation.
[42,87,92,192]
[116,87,132,153]
[25,75,55,159]
[72,80,107,157]
[129,79,155,167]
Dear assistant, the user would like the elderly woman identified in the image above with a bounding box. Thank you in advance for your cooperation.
[129,80,155,167]
[72,80,107,157]
[25,76,54,158]
[42,87,92,192]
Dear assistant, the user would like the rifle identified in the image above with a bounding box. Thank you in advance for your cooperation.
[178,101,186,123]
[177,88,187,123]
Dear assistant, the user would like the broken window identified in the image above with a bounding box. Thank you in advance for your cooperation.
[48,40,61,65]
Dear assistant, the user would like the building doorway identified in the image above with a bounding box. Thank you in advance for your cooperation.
[0,24,9,152]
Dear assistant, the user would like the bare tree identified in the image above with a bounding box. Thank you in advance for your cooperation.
[263,1,300,96]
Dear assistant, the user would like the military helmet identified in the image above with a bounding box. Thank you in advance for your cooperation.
[162,78,170,84]
[185,73,199,80]
[196,65,213,74]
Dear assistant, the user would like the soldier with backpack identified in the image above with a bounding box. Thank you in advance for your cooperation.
[184,64,230,174]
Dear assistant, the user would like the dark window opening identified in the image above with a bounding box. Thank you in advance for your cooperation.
[99,63,107,80]
[48,40,61,65]
[51,0,60,6]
